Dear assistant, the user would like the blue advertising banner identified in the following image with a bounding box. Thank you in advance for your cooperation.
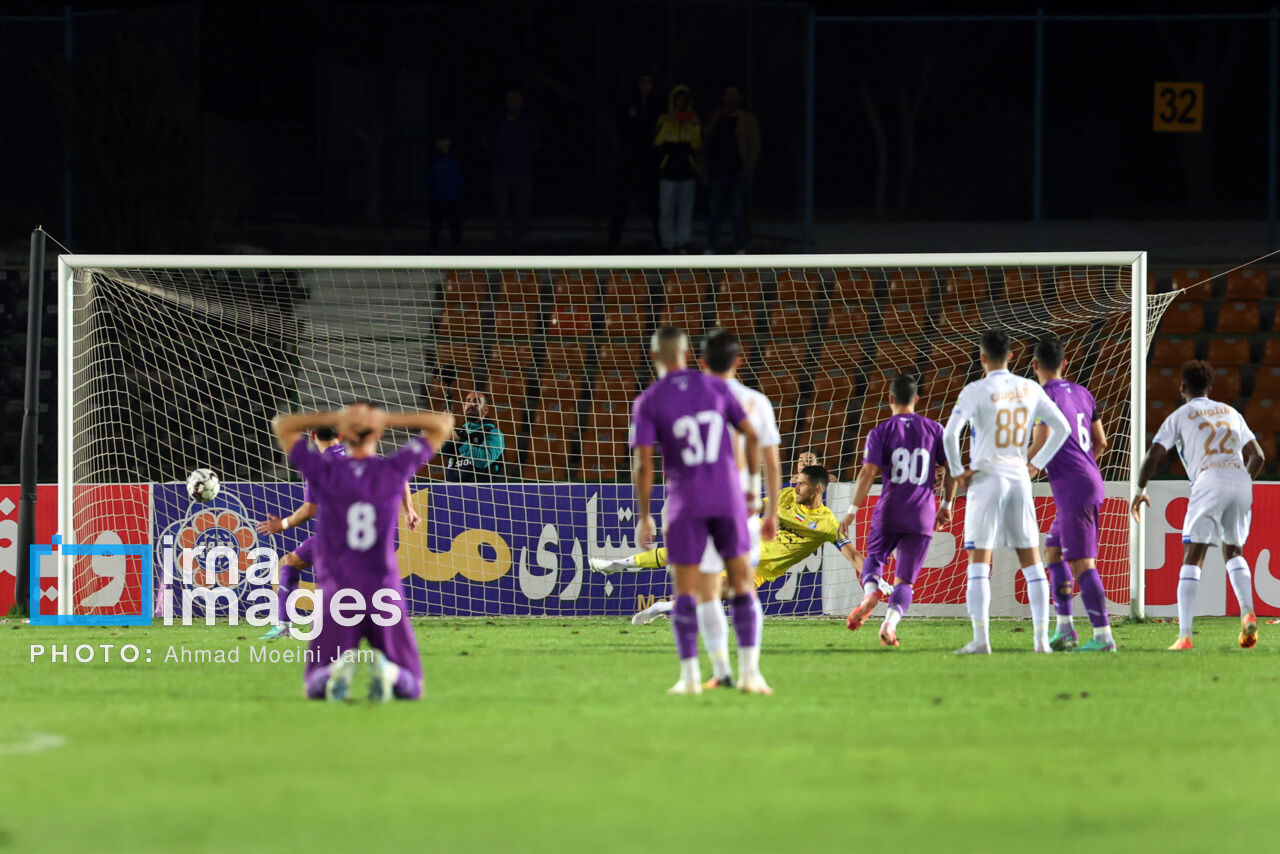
[150,482,826,617]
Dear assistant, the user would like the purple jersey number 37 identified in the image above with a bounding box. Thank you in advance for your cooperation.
[673,411,726,465]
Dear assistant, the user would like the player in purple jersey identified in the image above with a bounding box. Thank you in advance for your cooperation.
[256,427,422,641]
[631,326,775,695]
[273,403,454,702]
[839,375,953,647]
[1028,337,1115,652]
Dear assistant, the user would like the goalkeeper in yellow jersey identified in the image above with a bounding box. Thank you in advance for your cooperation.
[592,464,873,625]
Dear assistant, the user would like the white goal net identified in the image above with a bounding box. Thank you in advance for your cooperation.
[55,253,1173,621]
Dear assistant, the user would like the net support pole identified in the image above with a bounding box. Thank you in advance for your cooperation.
[57,256,73,617]
[1129,253,1148,620]
[14,228,46,618]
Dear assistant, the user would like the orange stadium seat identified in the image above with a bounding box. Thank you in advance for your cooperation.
[441,270,489,307]
[544,342,587,375]
[586,397,631,432]
[919,369,967,413]
[811,365,858,403]
[1255,432,1278,473]
[774,402,799,445]
[942,269,990,305]
[714,302,757,338]
[1246,399,1280,435]
[1252,366,1280,400]
[824,303,871,337]
[1207,338,1252,367]
[547,303,593,336]
[863,370,895,405]
[1147,367,1183,403]
[802,402,850,461]
[595,342,642,377]
[552,271,600,305]
[1159,303,1205,334]
[524,433,571,481]
[436,339,481,372]
[658,274,709,334]
[603,302,648,337]
[1216,301,1260,334]
[532,394,582,435]
[424,380,452,411]
[818,342,863,380]
[769,302,814,339]
[1002,268,1044,304]
[777,270,820,304]
[755,367,801,404]
[1169,268,1213,300]
[578,428,627,481]
[885,270,933,307]
[761,341,809,370]
[929,341,975,375]
[873,341,920,374]
[486,366,529,422]
[435,305,473,339]
[1056,268,1102,309]
[539,366,585,408]
[832,269,876,306]
[498,271,542,305]
[1146,398,1176,432]
[663,270,713,292]
[492,302,540,337]
[1212,368,1242,401]
[604,271,651,305]
[718,270,764,304]
[1265,338,1280,365]
[1150,337,1196,367]
[880,304,927,338]
[1225,267,1267,300]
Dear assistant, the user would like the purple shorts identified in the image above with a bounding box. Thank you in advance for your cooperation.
[664,512,751,567]
[292,535,316,567]
[860,526,933,587]
[1045,502,1100,561]
[303,586,422,697]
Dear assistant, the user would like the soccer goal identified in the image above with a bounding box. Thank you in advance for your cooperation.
[55,252,1173,622]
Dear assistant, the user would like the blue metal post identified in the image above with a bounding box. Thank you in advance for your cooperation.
[1033,7,1045,248]
[1269,7,1278,249]
[803,8,816,253]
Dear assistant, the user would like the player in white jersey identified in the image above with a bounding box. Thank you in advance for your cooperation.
[943,330,1071,654]
[1132,360,1265,650]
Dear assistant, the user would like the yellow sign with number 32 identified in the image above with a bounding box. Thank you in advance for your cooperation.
[1154,82,1203,132]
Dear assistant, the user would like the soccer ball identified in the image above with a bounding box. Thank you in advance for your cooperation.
[186,468,220,503]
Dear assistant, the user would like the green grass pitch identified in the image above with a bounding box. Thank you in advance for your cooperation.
[2,616,1277,853]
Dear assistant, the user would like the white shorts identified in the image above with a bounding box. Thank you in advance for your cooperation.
[698,514,762,574]
[1183,476,1253,548]
[963,472,1039,551]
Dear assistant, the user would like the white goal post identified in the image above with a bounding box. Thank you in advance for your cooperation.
[56,251,1164,621]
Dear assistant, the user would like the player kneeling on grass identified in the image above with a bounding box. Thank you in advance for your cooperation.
[256,427,422,641]
[1027,336,1115,652]
[273,403,454,701]
[840,374,951,648]
[1133,360,1265,651]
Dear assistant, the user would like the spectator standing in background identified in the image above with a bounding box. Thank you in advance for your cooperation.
[703,85,760,254]
[608,73,662,251]
[484,88,540,252]
[439,390,506,482]
[654,84,702,254]
[427,130,464,250]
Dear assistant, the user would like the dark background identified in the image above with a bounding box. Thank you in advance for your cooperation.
[0,0,1275,253]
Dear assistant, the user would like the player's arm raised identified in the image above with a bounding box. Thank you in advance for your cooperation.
[383,410,457,452]
[272,411,341,453]
[839,462,879,538]
[257,501,318,535]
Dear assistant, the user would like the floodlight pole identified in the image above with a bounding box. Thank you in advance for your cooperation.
[14,228,47,618]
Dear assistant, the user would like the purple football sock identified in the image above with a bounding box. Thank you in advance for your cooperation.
[1047,560,1074,617]
[277,563,301,623]
[671,594,699,660]
[888,583,913,615]
[730,592,761,648]
[305,665,330,699]
[1077,568,1110,629]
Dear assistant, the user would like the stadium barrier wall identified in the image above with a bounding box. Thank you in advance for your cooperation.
[4,481,1276,618]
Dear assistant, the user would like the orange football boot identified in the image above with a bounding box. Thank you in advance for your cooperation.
[1240,613,1258,649]
[1168,636,1193,651]
[846,591,881,631]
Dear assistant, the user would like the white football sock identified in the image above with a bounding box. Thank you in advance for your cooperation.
[1093,625,1113,643]
[883,606,903,634]
[648,600,674,617]
[1022,562,1050,647]
[862,580,880,598]
[967,564,991,646]
[697,600,732,681]
[1226,556,1254,615]
[1056,614,1073,631]
[679,656,701,686]
[1178,564,1201,639]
